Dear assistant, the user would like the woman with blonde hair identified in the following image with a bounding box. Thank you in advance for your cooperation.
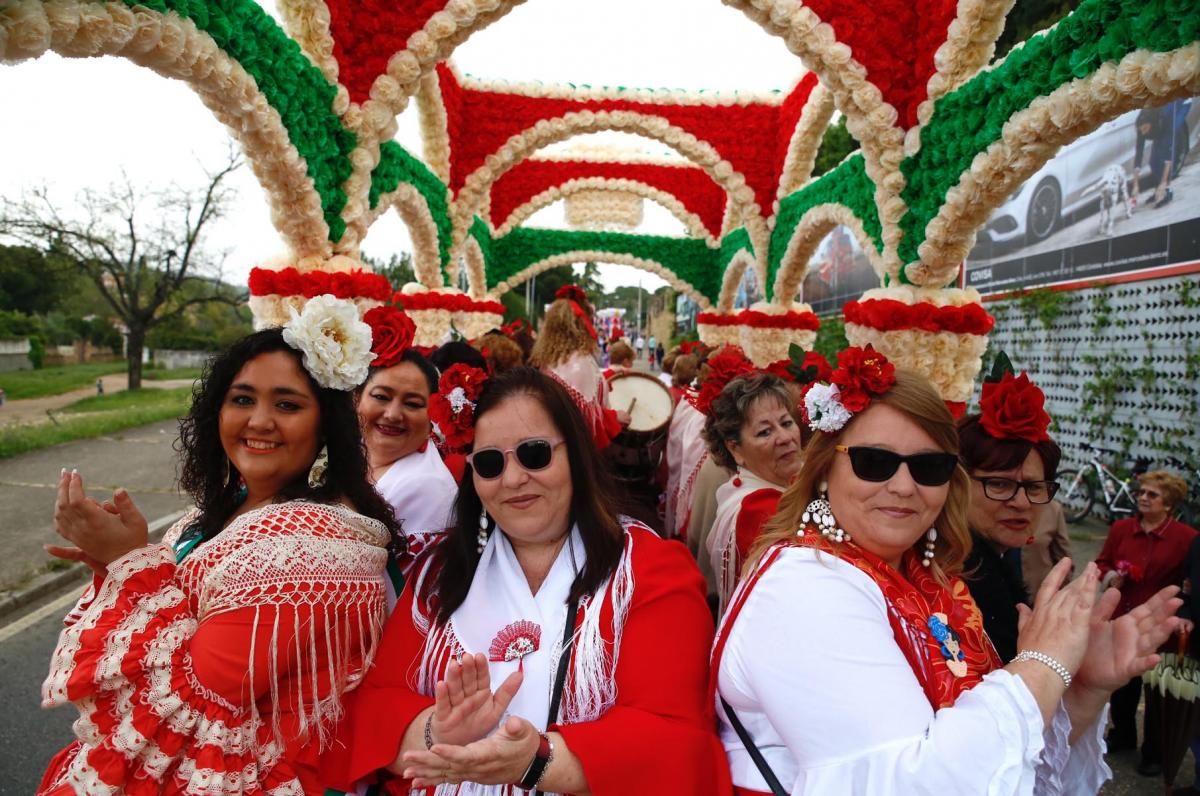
[530,285,628,448]
[1095,468,1197,771]
[713,347,1182,795]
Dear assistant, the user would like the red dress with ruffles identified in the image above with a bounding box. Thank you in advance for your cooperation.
[38,502,390,795]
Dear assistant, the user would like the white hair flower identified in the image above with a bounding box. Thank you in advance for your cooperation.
[804,383,853,433]
[282,295,374,391]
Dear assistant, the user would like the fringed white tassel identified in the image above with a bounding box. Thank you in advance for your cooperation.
[419,619,465,697]
[564,533,635,723]
[293,609,307,741]
[269,607,283,747]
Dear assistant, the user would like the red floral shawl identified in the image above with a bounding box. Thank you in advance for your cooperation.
[715,536,1001,711]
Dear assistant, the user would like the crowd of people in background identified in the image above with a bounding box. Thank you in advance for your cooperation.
[36,283,1199,795]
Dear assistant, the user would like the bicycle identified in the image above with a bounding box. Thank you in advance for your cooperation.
[1058,443,1152,524]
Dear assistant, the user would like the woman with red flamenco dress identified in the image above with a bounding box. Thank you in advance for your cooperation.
[38,299,403,794]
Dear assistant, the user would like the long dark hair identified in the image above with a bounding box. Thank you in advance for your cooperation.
[432,367,626,623]
[176,328,403,549]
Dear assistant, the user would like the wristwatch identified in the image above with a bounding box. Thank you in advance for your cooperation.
[516,732,554,790]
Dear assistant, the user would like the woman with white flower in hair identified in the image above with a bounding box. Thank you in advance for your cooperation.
[713,346,1183,795]
[39,297,403,795]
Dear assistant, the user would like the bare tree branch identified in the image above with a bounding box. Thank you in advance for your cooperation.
[0,149,244,388]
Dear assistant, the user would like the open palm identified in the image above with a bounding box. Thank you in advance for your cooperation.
[430,653,524,747]
[1075,585,1182,693]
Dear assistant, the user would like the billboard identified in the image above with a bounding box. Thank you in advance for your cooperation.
[964,97,1200,294]
[800,224,880,316]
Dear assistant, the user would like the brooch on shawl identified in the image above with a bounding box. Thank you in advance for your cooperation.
[489,621,542,671]
[928,612,968,678]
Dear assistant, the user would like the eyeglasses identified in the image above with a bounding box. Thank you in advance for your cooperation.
[971,476,1060,504]
[835,445,959,487]
[466,438,564,480]
[1138,488,1163,499]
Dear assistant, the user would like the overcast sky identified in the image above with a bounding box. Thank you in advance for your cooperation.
[0,0,804,292]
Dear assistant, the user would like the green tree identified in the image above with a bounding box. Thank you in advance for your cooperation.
[0,150,244,388]
[812,314,849,364]
[362,251,415,289]
[995,0,1080,58]
[0,244,75,314]
[812,117,861,178]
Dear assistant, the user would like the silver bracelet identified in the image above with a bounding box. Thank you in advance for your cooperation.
[1012,650,1073,688]
[424,713,434,750]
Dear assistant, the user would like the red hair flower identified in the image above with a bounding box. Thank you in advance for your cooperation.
[363,305,416,369]
[829,345,896,412]
[429,364,489,452]
[696,345,756,415]
[555,284,589,306]
[979,372,1051,443]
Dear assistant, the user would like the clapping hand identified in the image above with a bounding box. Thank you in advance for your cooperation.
[1073,583,1183,694]
[402,714,539,789]
[53,470,148,566]
[430,653,523,748]
[1016,559,1100,676]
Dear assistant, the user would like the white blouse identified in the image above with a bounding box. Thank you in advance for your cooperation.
[374,442,457,539]
[716,547,1111,795]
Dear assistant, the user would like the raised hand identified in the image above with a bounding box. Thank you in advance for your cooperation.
[402,714,540,789]
[1015,559,1100,675]
[429,653,523,748]
[1074,583,1183,694]
[54,470,148,565]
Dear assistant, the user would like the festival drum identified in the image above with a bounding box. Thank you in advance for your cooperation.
[605,372,675,482]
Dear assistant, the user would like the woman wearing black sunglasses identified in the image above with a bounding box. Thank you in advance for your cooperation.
[323,367,730,795]
[957,367,1064,664]
[711,349,1181,795]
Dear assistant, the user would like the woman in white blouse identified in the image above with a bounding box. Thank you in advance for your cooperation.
[358,349,456,572]
[713,352,1182,795]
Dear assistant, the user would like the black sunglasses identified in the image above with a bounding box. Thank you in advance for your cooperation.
[835,445,959,487]
[466,438,564,480]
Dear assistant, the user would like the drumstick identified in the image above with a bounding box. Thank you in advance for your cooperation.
[626,397,638,414]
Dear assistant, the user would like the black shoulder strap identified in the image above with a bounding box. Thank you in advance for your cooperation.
[720,696,788,796]
[536,594,580,796]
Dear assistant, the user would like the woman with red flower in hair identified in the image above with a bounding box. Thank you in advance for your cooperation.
[529,285,629,449]
[359,306,458,575]
[713,348,1181,795]
[957,354,1064,664]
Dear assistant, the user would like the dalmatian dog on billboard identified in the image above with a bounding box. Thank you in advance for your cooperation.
[1081,164,1135,237]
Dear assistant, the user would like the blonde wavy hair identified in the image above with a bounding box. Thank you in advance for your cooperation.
[1138,470,1189,511]
[749,369,972,583]
[529,299,598,368]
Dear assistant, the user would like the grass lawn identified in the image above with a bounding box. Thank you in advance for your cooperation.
[0,387,190,459]
[0,362,126,400]
[143,366,204,382]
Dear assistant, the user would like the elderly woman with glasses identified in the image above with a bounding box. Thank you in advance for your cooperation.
[957,367,1064,664]
[323,367,730,795]
[1095,468,1197,773]
[713,349,1181,795]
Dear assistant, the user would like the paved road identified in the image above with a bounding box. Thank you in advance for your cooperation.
[0,417,192,595]
[0,591,82,795]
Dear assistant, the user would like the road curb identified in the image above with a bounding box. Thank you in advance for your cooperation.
[0,509,188,623]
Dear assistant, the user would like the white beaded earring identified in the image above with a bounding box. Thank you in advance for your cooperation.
[922,527,937,567]
[800,481,850,542]
[477,507,491,554]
